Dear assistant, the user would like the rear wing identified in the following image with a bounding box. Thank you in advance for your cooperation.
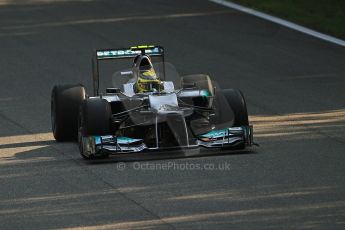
[92,45,165,95]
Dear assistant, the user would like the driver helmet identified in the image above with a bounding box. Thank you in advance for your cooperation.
[135,56,162,93]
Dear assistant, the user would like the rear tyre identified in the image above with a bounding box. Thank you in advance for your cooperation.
[51,84,85,141]
[78,98,112,159]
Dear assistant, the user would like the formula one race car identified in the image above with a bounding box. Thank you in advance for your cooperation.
[51,45,254,159]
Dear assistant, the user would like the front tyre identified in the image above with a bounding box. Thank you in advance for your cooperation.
[222,89,249,149]
[222,89,249,127]
[78,98,112,159]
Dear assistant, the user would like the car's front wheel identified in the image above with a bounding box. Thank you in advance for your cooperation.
[222,89,249,127]
[78,98,112,159]
[222,88,249,149]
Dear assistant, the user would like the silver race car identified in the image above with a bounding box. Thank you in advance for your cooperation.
[51,45,254,159]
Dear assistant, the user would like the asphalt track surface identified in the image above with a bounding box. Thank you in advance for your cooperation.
[0,0,345,229]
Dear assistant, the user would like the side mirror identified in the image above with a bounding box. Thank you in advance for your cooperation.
[106,88,121,94]
[182,82,196,88]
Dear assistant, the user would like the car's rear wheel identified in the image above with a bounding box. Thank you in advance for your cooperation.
[51,84,85,141]
[78,98,112,159]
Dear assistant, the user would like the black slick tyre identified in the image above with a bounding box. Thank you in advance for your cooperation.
[78,98,112,159]
[222,89,249,127]
[222,89,249,149]
[51,84,85,141]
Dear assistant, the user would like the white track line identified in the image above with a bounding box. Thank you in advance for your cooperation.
[209,0,345,47]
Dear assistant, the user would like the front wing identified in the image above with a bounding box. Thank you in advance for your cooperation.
[81,126,254,157]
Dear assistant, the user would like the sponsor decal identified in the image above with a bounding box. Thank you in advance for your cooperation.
[117,137,143,144]
[200,129,227,139]
[97,47,162,58]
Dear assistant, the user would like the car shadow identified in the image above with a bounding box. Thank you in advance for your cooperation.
[85,147,257,165]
